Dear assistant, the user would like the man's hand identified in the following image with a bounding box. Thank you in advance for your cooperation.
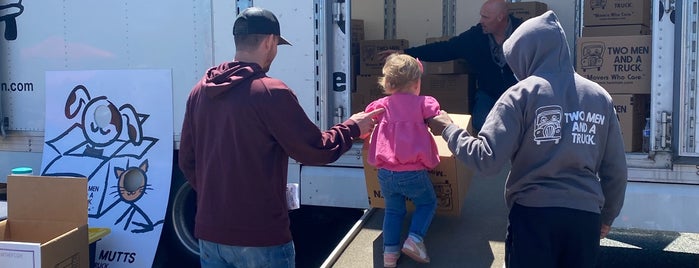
[600,224,611,239]
[428,110,453,136]
[377,49,403,61]
[349,108,385,138]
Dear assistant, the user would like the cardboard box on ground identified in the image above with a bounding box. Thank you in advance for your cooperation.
[576,35,651,94]
[612,94,649,152]
[583,0,651,27]
[507,1,548,21]
[362,114,475,217]
[0,175,88,268]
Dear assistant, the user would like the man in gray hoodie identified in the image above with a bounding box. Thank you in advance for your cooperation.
[428,11,627,268]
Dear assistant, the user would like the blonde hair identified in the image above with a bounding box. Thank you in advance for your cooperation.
[378,54,423,94]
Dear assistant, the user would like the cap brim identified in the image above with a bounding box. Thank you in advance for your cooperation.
[278,36,291,46]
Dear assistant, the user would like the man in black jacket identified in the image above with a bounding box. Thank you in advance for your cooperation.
[379,0,523,131]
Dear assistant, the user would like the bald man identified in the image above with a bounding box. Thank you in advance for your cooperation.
[379,0,522,132]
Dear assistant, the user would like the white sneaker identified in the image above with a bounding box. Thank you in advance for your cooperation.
[401,237,430,263]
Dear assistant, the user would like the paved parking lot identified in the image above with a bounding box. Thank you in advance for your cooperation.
[331,167,699,268]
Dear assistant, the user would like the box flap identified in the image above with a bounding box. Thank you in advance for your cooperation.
[434,114,471,157]
[7,176,87,225]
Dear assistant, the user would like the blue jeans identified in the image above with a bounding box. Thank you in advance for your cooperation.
[378,169,437,253]
[472,90,497,132]
[198,239,295,268]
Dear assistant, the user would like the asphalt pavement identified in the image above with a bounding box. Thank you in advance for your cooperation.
[330,166,699,268]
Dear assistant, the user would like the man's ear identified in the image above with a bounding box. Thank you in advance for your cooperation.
[265,34,276,49]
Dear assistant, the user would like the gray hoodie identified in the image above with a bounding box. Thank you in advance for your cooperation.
[441,11,627,225]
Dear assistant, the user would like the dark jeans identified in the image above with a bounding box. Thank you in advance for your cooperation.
[505,203,601,268]
[472,90,497,131]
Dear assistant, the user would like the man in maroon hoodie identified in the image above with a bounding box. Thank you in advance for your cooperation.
[178,7,382,268]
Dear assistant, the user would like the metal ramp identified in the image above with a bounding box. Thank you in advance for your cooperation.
[322,168,511,268]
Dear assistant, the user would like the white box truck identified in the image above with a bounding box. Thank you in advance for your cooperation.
[1,0,697,266]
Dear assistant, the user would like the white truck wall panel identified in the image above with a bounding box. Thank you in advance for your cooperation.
[255,0,317,122]
[300,166,369,208]
[1,0,213,134]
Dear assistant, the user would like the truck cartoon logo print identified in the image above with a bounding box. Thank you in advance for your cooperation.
[533,105,563,145]
[0,0,22,40]
[581,41,605,72]
[41,84,162,233]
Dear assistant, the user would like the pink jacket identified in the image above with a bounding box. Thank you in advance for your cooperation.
[365,93,441,171]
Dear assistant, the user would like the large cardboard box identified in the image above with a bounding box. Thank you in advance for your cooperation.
[583,0,651,27]
[508,1,548,21]
[363,114,474,217]
[359,39,409,75]
[576,35,651,94]
[421,74,471,114]
[0,175,88,268]
[612,94,649,152]
[582,25,650,37]
[422,37,471,74]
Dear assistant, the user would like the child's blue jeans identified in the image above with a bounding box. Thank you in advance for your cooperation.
[378,168,437,253]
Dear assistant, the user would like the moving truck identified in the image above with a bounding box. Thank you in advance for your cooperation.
[1,0,697,265]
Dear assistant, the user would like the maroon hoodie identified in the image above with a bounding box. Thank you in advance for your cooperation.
[178,61,360,246]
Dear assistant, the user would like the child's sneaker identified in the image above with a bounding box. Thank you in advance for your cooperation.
[401,236,430,263]
[383,252,400,267]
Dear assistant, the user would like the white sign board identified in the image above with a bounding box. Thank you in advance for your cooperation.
[41,69,173,268]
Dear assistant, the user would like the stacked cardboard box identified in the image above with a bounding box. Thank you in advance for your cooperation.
[359,39,410,75]
[419,37,473,115]
[422,37,471,75]
[363,114,474,216]
[582,24,650,37]
[421,74,471,114]
[583,0,651,27]
[351,19,365,56]
[612,94,649,152]
[577,0,652,152]
[507,1,548,21]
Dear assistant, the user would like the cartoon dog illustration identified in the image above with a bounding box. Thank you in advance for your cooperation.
[42,84,160,233]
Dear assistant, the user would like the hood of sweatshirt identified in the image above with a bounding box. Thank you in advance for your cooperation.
[503,10,574,81]
[202,61,264,98]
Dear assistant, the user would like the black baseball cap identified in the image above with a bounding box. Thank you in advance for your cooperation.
[233,7,291,45]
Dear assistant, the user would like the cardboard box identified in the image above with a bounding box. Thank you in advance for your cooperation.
[363,114,474,216]
[583,0,651,27]
[354,74,385,98]
[0,175,88,268]
[508,1,548,21]
[351,92,367,114]
[351,19,365,55]
[352,74,385,113]
[359,39,410,75]
[612,94,649,152]
[422,37,471,74]
[582,25,650,37]
[576,35,651,94]
[421,74,472,114]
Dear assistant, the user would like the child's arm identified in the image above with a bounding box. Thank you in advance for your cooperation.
[422,96,441,120]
